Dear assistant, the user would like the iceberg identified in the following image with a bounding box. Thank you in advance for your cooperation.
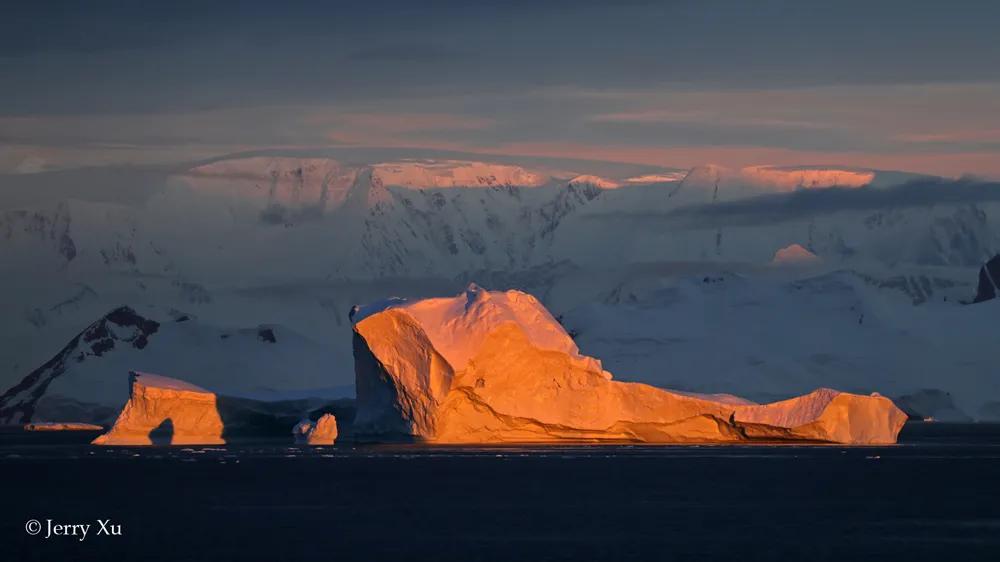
[292,419,313,443]
[351,285,907,445]
[292,413,338,445]
[92,372,225,446]
[23,422,103,431]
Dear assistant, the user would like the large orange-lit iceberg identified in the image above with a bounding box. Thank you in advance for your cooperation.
[351,285,907,445]
[92,372,225,446]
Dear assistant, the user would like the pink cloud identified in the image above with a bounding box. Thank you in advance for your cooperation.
[896,129,1000,143]
[445,141,1000,179]
[588,109,827,130]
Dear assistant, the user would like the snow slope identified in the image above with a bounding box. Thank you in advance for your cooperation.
[559,268,1000,419]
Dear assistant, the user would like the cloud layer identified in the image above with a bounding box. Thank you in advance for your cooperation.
[1,1,999,177]
[661,178,1000,228]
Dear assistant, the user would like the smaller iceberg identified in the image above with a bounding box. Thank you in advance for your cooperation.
[92,372,225,446]
[292,413,339,445]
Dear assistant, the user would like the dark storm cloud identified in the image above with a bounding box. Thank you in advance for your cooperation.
[661,178,1000,227]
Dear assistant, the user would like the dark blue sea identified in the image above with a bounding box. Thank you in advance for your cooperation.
[3,423,999,561]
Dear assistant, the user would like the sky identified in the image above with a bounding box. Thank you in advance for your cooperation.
[2,0,1000,177]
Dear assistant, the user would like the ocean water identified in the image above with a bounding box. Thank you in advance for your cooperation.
[3,423,999,561]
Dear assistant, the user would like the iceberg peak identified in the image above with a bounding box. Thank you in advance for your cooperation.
[464,282,491,308]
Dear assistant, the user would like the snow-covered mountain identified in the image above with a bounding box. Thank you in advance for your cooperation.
[974,255,1000,303]
[2,155,998,422]
[0,157,972,280]
[558,268,999,420]
[0,305,350,424]
[771,243,821,265]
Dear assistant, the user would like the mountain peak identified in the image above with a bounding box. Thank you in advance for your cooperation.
[742,165,875,190]
[568,175,621,190]
[371,160,550,189]
[771,244,821,265]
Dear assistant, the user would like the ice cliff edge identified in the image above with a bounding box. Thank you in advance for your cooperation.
[351,285,907,444]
